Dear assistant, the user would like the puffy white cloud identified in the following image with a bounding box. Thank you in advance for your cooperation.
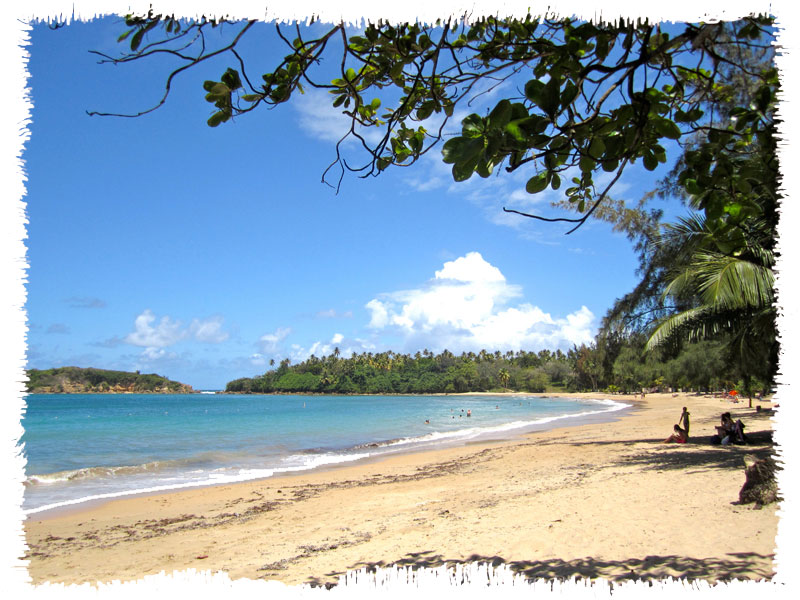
[435,251,506,283]
[125,311,230,359]
[125,310,186,348]
[365,252,596,353]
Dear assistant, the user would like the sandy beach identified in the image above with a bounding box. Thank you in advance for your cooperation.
[22,391,779,586]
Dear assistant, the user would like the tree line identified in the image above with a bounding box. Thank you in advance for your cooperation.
[26,367,194,394]
[224,336,765,395]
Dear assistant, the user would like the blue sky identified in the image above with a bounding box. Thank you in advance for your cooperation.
[22,14,710,389]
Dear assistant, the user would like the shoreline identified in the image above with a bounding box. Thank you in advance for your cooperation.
[24,391,778,586]
[24,393,634,519]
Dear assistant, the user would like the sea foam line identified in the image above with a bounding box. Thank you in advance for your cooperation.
[23,451,373,516]
[378,397,630,449]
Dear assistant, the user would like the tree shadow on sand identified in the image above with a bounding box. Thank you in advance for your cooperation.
[306,551,775,587]
[535,427,775,473]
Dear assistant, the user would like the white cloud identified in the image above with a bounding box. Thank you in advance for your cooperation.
[435,251,505,283]
[286,333,371,364]
[125,311,230,363]
[142,347,173,361]
[190,315,230,343]
[364,252,596,353]
[259,327,292,353]
[125,310,186,348]
[316,308,353,319]
[293,88,385,146]
[249,353,267,367]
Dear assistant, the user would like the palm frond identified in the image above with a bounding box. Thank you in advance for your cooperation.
[691,251,775,310]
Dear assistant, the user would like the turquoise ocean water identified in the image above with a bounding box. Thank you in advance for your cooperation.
[20,393,629,515]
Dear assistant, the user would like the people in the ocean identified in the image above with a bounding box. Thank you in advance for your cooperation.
[467,409,471,417]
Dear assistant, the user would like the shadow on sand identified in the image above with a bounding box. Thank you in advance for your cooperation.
[306,550,775,587]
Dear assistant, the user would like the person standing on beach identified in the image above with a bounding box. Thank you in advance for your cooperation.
[679,407,690,436]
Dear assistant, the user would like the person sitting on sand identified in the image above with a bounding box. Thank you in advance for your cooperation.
[714,412,746,444]
[664,424,688,443]
[716,412,735,439]
[679,407,690,436]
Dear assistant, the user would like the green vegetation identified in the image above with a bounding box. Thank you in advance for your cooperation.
[225,340,765,395]
[26,367,194,394]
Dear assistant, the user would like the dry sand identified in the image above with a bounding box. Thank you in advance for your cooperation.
[23,391,779,587]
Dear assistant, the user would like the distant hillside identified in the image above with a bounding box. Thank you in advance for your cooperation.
[25,367,194,394]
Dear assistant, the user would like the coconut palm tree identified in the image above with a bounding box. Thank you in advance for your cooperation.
[498,368,510,392]
[646,211,777,401]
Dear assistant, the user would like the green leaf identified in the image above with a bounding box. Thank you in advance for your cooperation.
[221,68,242,91]
[561,81,579,108]
[487,99,512,129]
[579,155,596,173]
[525,172,549,194]
[442,137,483,164]
[416,102,435,121]
[130,29,145,52]
[461,114,484,137]
[601,158,619,172]
[524,79,544,104]
[653,118,682,140]
[539,76,561,119]
[505,121,524,141]
[683,179,702,196]
[588,137,606,158]
[550,173,561,190]
[452,154,480,182]
[207,111,228,127]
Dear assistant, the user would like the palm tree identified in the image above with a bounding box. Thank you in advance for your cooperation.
[646,211,776,403]
[498,368,510,392]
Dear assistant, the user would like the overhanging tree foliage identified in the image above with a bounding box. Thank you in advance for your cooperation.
[90,12,776,234]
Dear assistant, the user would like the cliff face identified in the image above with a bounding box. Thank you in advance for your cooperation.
[26,367,194,394]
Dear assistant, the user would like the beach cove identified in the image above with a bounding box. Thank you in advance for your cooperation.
[23,391,779,586]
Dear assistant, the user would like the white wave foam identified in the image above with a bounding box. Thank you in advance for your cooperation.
[24,452,376,516]
[378,397,630,450]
